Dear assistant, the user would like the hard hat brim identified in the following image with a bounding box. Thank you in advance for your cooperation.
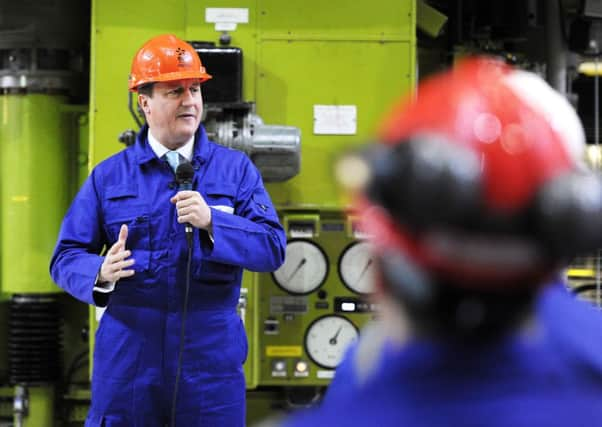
[129,70,212,92]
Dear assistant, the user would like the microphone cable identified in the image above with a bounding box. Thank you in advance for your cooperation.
[170,161,196,427]
[170,237,193,427]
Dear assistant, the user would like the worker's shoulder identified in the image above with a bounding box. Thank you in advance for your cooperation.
[88,146,140,183]
[206,139,249,163]
[204,140,259,184]
[539,285,602,373]
[93,145,136,167]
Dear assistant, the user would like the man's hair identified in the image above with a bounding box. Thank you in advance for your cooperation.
[377,254,537,342]
[137,83,154,97]
[136,83,154,122]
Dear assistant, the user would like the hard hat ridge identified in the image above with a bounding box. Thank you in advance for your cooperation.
[129,34,212,92]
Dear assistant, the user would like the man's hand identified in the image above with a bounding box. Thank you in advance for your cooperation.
[98,224,135,283]
[170,190,212,230]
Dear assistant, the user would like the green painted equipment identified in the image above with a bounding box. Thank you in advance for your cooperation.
[0,94,71,294]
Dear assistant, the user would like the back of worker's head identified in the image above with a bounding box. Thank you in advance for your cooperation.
[356,57,602,341]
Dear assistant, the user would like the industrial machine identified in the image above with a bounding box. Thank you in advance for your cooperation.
[0,0,600,426]
[0,2,90,425]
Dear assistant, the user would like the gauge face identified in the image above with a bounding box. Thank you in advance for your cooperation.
[272,240,328,295]
[339,241,375,294]
[304,315,359,369]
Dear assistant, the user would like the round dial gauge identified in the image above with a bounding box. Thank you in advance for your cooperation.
[304,315,359,369]
[272,240,328,295]
[339,241,375,294]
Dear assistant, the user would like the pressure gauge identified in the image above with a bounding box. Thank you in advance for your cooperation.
[272,240,328,295]
[304,315,359,369]
[339,241,375,294]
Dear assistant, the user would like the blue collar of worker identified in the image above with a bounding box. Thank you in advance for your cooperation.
[133,123,211,166]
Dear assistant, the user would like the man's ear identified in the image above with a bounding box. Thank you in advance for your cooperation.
[138,94,150,116]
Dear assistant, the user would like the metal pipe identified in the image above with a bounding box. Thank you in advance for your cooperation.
[545,0,567,93]
[594,56,602,308]
[13,385,27,427]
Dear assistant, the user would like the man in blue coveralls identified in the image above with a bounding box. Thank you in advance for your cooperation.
[50,34,286,426]
[280,58,602,426]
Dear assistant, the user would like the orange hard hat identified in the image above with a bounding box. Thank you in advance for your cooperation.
[128,34,212,91]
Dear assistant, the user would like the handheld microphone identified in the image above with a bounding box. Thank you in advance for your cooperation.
[172,161,195,427]
[175,162,195,244]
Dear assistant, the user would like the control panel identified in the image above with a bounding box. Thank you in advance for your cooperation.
[254,209,376,386]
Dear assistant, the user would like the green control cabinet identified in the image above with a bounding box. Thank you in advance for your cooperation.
[251,209,376,386]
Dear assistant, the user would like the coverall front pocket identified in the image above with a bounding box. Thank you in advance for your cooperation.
[84,413,131,427]
[196,259,237,285]
[105,216,151,273]
[103,184,151,273]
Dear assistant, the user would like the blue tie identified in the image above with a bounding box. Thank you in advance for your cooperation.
[165,151,180,172]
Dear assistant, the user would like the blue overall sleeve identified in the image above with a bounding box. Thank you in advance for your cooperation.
[49,169,106,306]
[200,156,286,272]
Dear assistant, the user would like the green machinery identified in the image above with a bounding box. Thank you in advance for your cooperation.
[0,2,92,426]
[1,94,69,426]
[0,0,416,425]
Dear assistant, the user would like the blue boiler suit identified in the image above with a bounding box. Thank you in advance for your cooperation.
[285,284,602,427]
[50,125,286,426]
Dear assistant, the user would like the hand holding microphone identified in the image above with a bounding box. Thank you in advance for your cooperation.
[170,163,212,234]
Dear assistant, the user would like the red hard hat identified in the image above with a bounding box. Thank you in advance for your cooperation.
[129,34,212,92]
[358,57,601,289]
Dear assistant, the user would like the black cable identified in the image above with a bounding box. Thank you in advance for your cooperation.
[60,350,89,424]
[170,239,193,427]
[557,0,569,45]
[66,357,89,386]
[128,91,143,129]
[65,349,88,378]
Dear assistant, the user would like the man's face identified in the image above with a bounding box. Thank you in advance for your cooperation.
[139,79,203,149]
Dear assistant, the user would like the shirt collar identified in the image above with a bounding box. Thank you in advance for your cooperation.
[147,129,194,162]
[133,124,211,166]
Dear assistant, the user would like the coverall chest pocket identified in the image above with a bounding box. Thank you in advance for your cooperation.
[204,182,237,215]
[196,259,238,285]
[103,185,151,273]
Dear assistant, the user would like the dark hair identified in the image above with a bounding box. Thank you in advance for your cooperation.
[378,254,537,343]
[136,83,155,122]
[137,83,155,97]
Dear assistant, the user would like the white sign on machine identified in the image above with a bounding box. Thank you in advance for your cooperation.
[313,105,358,135]
[205,8,249,31]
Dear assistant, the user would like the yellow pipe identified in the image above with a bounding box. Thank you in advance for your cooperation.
[567,268,597,278]
[578,62,602,76]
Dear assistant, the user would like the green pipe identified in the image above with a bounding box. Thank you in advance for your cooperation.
[0,94,71,294]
